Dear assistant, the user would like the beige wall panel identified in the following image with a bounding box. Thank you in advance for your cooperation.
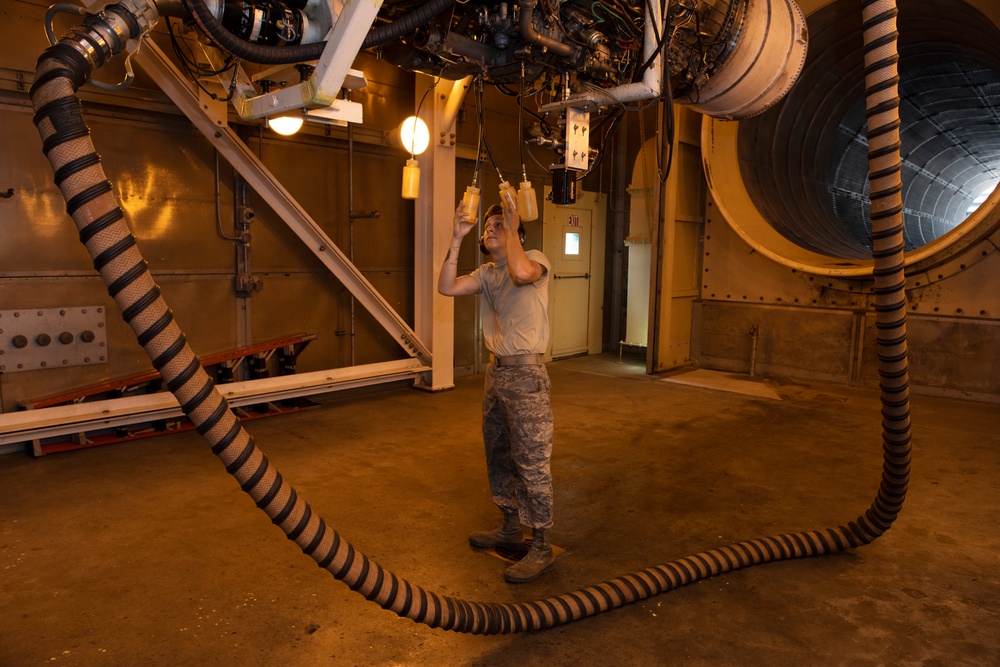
[665,297,694,367]
[353,52,422,136]
[247,272,352,371]
[695,301,855,383]
[247,268,412,373]
[244,136,414,274]
[1,2,49,74]
[702,197,873,309]
[859,314,1000,400]
[904,249,1000,320]
[355,270,413,364]
[675,139,706,222]
[155,276,239,354]
[700,189,1000,399]
[673,220,702,293]
[1,105,96,274]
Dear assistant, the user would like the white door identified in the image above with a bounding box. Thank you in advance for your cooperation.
[544,195,596,359]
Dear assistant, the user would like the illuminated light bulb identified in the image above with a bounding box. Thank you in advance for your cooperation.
[402,158,420,200]
[517,179,538,221]
[462,185,480,219]
[267,114,304,136]
[399,115,430,155]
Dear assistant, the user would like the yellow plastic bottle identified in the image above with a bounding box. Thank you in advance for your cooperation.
[401,158,420,200]
[462,185,480,218]
[517,179,538,221]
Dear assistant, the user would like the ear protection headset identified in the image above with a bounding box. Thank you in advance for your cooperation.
[479,203,526,256]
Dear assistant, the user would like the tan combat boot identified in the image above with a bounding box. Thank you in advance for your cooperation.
[504,528,555,583]
[469,510,524,548]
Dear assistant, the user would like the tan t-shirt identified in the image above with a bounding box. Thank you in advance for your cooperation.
[470,249,551,356]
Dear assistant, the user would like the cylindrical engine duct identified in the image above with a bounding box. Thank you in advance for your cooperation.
[702,0,1000,276]
[669,0,809,120]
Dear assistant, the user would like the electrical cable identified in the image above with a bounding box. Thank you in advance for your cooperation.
[212,150,243,242]
[409,78,439,158]
[167,17,240,103]
[474,76,503,180]
[519,64,527,180]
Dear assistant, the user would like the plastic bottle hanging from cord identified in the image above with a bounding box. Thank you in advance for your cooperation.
[462,182,480,218]
[401,158,420,200]
[517,165,538,221]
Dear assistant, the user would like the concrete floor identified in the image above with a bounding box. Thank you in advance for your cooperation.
[1,353,998,666]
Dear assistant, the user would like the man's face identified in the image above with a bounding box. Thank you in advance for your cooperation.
[483,215,505,253]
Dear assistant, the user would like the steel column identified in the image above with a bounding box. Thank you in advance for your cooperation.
[414,76,469,390]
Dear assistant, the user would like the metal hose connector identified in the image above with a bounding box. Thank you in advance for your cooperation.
[29,0,909,636]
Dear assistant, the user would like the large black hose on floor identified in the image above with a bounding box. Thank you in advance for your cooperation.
[29,0,908,634]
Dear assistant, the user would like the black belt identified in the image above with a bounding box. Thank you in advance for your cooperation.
[490,353,544,367]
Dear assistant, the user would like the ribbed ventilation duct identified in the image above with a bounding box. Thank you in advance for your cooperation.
[705,0,1000,273]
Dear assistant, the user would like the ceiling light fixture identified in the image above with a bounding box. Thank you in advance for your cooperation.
[267,114,304,136]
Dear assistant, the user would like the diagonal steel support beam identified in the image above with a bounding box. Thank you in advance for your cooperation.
[132,40,431,362]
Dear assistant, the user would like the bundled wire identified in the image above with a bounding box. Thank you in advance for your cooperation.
[166,17,240,102]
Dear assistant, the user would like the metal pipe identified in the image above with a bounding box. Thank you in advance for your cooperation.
[518,0,581,61]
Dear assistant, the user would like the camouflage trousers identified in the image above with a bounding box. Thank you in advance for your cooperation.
[481,363,554,530]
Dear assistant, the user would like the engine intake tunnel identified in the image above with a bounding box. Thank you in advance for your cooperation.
[704,0,1000,276]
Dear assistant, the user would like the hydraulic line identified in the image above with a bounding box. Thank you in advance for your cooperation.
[29,0,908,635]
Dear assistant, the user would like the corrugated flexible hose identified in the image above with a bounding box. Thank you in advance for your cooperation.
[29,0,909,634]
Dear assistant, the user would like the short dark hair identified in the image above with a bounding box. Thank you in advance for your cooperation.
[484,203,503,220]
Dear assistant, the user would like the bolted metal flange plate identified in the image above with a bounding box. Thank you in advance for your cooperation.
[0,307,108,373]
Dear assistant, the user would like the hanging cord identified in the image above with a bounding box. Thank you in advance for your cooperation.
[656,0,674,183]
[475,76,504,181]
[472,86,484,189]
[29,0,908,635]
[408,77,439,158]
[519,63,527,181]
[214,149,241,241]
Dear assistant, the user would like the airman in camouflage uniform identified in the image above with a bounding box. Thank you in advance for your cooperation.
[438,196,556,583]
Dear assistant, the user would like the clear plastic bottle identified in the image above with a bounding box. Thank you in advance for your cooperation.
[517,179,538,221]
[462,185,480,218]
[498,180,517,208]
[401,158,420,200]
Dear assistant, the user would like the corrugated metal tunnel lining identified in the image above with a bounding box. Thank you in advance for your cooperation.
[735,0,1000,261]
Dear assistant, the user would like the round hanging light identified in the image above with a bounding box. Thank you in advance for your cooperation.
[399,115,429,155]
